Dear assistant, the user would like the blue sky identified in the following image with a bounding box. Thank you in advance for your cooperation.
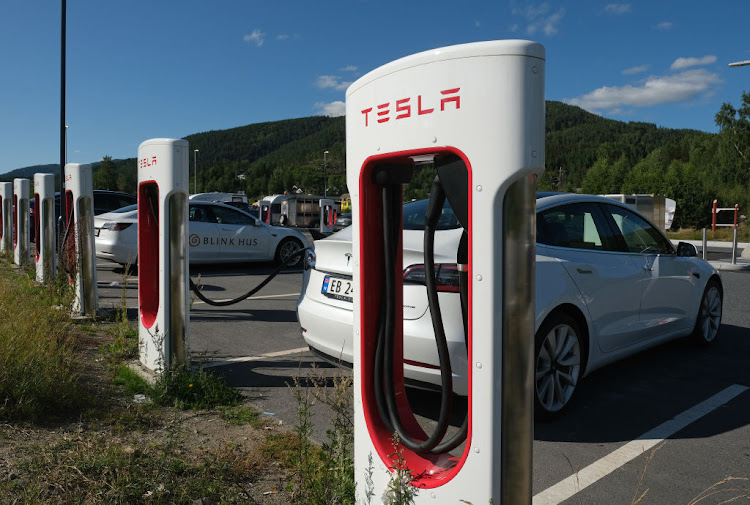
[1,0,748,174]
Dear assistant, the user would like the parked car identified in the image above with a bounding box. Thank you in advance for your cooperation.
[296,193,723,418]
[94,200,307,266]
[30,190,137,240]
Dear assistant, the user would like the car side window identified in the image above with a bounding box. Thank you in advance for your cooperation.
[604,204,674,254]
[189,206,214,223]
[210,205,255,226]
[537,203,618,251]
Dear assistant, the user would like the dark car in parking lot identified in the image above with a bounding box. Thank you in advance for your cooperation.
[30,190,137,240]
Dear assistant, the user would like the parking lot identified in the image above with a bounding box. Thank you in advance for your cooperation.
[95,258,750,505]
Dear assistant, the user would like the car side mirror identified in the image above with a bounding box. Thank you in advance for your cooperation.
[676,241,698,257]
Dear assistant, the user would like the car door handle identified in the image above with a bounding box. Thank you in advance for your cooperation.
[576,268,592,274]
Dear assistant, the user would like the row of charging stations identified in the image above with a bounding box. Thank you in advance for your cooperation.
[346,40,545,503]
[0,168,96,314]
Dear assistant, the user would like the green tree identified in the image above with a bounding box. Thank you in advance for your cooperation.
[93,156,118,191]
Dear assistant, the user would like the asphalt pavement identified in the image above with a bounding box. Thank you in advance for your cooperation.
[95,256,750,505]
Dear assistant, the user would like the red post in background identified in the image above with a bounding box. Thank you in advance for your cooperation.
[712,200,718,232]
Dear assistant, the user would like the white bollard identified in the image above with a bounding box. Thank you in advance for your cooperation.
[0,182,12,253]
[137,138,190,372]
[64,163,98,316]
[13,178,30,266]
[34,173,57,282]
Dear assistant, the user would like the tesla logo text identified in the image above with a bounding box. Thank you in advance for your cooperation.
[360,88,460,127]
[139,156,157,169]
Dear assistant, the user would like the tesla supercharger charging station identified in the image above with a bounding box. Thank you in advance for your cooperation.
[260,201,271,224]
[137,138,190,372]
[319,198,336,234]
[347,40,545,503]
[34,173,56,282]
[0,182,11,253]
[64,163,98,316]
[13,178,30,266]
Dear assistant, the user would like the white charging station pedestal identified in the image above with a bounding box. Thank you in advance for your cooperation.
[347,40,545,503]
[13,178,30,266]
[137,138,190,373]
[0,182,12,253]
[64,163,98,316]
[34,173,56,283]
[319,198,336,234]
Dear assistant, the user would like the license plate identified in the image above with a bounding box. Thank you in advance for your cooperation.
[321,275,354,302]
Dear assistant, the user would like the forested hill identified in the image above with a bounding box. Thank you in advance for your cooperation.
[6,98,747,228]
[543,101,708,189]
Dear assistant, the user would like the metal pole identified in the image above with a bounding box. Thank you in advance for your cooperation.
[60,0,66,198]
[323,150,328,197]
[193,149,199,194]
[702,228,708,261]
[712,200,717,232]
[732,228,738,265]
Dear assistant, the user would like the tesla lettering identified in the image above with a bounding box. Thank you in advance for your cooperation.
[360,88,460,127]
[139,156,158,169]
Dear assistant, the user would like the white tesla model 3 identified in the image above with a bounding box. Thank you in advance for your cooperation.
[296,193,723,418]
[94,201,307,266]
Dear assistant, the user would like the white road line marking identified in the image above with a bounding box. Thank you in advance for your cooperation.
[201,346,310,368]
[191,292,300,305]
[533,384,749,505]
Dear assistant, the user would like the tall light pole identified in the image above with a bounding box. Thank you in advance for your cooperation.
[193,149,199,194]
[60,0,66,197]
[65,125,69,164]
[323,150,329,197]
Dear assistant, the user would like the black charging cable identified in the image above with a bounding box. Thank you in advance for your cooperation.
[373,175,469,454]
[188,247,311,307]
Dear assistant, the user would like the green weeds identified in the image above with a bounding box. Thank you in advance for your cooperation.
[149,364,243,410]
[0,262,85,422]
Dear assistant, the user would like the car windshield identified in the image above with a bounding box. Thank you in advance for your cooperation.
[403,199,460,230]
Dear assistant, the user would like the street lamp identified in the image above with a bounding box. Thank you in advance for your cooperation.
[323,150,329,197]
[729,60,750,68]
[193,149,199,194]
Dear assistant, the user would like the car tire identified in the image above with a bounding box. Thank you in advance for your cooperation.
[275,237,303,267]
[534,313,584,420]
[691,279,722,345]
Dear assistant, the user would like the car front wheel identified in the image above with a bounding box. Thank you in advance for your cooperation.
[275,238,303,267]
[692,279,722,345]
[535,313,583,420]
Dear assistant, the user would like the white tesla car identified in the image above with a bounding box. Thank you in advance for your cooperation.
[296,193,723,418]
[94,201,307,266]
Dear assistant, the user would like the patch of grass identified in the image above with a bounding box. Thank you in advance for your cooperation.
[218,404,264,427]
[112,364,150,396]
[668,223,750,242]
[0,435,264,504]
[149,365,242,410]
[0,262,86,422]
